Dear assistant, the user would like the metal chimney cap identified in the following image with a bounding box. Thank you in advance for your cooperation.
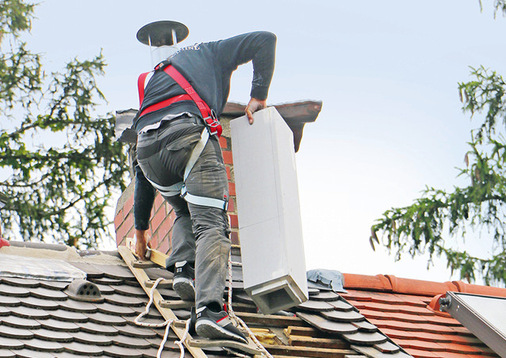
[136,20,189,47]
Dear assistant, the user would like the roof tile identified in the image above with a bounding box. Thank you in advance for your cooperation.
[31,328,73,342]
[2,315,41,329]
[453,281,506,298]
[385,276,458,297]
[321,309,364,322]
[342,331,387,345]
[343,274,393,291]
[0,350,15,358]
[13,349,54,358]
[20,296,59,310]
[63,341,104,355]
[296,312,359,334]
[0,325,34,339]
[37,318,80,332]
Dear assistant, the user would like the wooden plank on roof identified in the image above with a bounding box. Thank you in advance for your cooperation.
[285,326,319,337]
[287,335,350,349]
[237,312,305,327]
[263,344,355,358]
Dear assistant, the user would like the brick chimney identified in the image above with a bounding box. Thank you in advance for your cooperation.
[114,101,322,254]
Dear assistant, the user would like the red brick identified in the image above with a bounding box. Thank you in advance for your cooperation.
[124,193,134,214]
[154,192,165,212]
[230,231,240,245]
[115,212,134,242]
[114,210,124,230]
[226,166,231,180]
[219,136,228,149]
[229,214,239,229]
[228,182,236,196]
[157,235,170,254]
[150,205,166,233]
[222,150,233,165]
[227,197,235,212]
[149,232,160,250]
[117,236,126,248]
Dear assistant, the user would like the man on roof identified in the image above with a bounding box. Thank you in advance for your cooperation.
[132,21,276,343]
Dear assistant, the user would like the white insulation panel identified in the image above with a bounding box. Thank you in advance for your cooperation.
[230,107,308,314]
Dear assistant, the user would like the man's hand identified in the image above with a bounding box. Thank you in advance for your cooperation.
[135,229,151,260]
[245,97,267,124]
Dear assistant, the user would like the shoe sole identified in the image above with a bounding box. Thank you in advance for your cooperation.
[196,320,248,344]
[172,277,195,301]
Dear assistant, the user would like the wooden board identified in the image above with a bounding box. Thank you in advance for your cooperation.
[118,246,207,358]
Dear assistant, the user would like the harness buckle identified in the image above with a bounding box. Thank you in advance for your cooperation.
[203,109,222,137]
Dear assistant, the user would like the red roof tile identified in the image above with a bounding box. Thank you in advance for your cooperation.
[340,274,506,358]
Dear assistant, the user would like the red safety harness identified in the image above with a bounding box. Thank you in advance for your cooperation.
[137,62,222,137]
[136,62,228,210]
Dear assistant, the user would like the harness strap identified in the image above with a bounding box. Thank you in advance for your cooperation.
[163,65,222,137]
[183,129,209,182]
[139,94,192,118]
[144,129,228,210]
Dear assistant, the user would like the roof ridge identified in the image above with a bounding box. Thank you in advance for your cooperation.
[343,273,506,297]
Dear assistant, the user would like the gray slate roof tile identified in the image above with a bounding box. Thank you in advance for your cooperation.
[10,305,50,319]
[102,344,143,358]
[2,315,42,329]
[86,311,127,325]
[297,300,336,312]
[296,312,359,334]
[0,338,24,350]
[49,309,88,322]
[20,295,60,310]
[14,349,54,358]
[0,296,20,306]
[37,318,80,332]
[0,284,30,297]
[58,297,99,312]
[24,337,64,352]
[0,325,34,339]
[63,341,104,355]
[80,320,120,335]
[105,292,146,306]
[0,350,15,358]
[32,328,73,342]
[342,331,387,345]
[31,286,68,300]
[352,319,378,332]
[321,309,365,322]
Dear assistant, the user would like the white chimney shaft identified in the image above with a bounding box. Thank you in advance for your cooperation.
[231,107,308,314]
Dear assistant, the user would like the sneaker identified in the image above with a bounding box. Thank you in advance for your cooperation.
[172,261,195,301]
[195,306,248,344]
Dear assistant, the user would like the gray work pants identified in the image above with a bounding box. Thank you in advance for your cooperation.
[136,118,230,309]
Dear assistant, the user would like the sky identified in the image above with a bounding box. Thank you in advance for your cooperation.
[22,0,506,283]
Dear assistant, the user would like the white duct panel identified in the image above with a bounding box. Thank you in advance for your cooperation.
[230,107,308,314]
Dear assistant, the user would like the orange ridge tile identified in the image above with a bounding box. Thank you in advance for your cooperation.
[342,274,392,291]
[453,281,506,298]
[386,275,458,297]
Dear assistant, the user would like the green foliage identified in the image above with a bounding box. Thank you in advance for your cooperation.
[371,67,506,286]
[480,0,506,17]
[0,1,129,248]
